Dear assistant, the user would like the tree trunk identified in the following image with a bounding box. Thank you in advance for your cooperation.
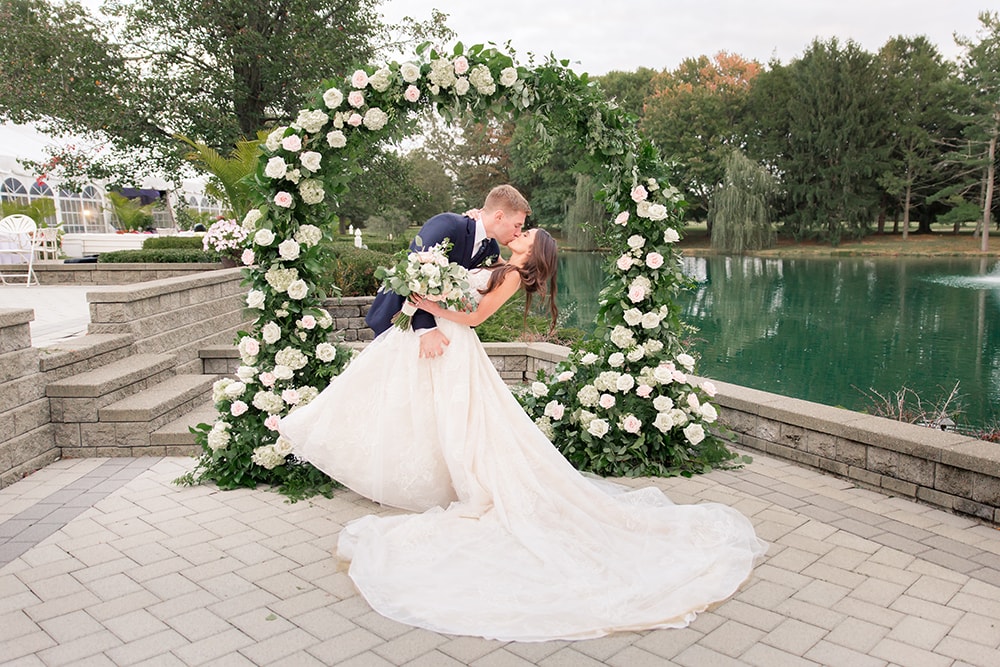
[982,121,996,253]
[902,181,911,240]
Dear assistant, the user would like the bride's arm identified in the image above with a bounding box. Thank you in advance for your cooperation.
[415,271,521,327]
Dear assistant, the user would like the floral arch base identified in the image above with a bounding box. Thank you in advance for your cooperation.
[182,43,740,497]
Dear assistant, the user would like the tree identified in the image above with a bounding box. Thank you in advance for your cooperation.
[178,134,264,219]
[877,36,958,238]
[954,11,1000,251]
[595,68,659,118]
[105,191,156,231]
[779,39,890,243]
[563,174,606,250]
[402,149,454,224]
[0,0,448,183]
[710,150,777,253]
[641,52,762,223]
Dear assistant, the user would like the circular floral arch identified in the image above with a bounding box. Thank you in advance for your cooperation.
[185,43,738,496]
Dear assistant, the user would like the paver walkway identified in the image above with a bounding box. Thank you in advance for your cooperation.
[3,451,1000,666]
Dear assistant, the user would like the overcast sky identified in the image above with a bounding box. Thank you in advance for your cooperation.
[379,1,989,74]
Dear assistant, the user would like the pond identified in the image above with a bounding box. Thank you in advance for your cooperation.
[556,252,1000,428]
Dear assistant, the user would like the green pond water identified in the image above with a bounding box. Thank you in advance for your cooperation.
[556,253,1000,428]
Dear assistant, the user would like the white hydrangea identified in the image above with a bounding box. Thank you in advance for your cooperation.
[609,325,635,349]
[535,416,554,440]
[363,107,389,131]
[252,444,286,470]
[265,266,298,292]
[207,421,231,450]
[299,179,325,205]
[212,378,233,403]
[295,109,329,134]
[275,346,308,370]
[429,58,456,89]
[577,384,600,407]
[316,309,333,329]
[265,126,287,151]
[252,390,285,414]
[298,386,319,404]
[242,208,263,231]
[469,64,496,94]
[295,224,322,247]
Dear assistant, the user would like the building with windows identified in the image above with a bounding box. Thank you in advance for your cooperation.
[0,122,221,234]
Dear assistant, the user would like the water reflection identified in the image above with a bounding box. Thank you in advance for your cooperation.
[557,253,1000,427]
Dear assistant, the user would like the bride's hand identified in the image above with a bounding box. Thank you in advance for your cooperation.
[413,295,444,316]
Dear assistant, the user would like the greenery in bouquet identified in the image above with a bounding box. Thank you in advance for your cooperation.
[374,237,473,329]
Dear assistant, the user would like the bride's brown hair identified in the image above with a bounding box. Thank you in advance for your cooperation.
[481,229,559,333]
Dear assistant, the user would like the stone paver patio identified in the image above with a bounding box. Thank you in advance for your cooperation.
[3,450,1000,666]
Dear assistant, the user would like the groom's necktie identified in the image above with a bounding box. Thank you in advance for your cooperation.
[471,238,491,265]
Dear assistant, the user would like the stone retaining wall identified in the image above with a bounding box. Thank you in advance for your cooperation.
[32,262,222,285]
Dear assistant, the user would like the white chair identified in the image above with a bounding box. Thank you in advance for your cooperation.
[0,214,41,286]
[36,226,60,260]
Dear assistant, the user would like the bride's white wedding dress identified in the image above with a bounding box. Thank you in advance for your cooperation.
[279,269,767,642]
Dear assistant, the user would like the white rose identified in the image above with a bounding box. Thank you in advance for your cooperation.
[627,347,644,362]
[254,229,275,246]
[327,130,347,148]
[700,403,718,423]
[677,353,696,370]
[287,279,308,300]
[664,228,681,243]
[647,203,668,221]
[616,374,635,392]
[627,234,645,250]
[531,381,548,398]
[272,365,294,381]
[278,238,301,261]
[224,381,246,398]
[499,67,518,87]
[544,400,565,420]
[653,412,674,433]
[401,63,420,83]
[683,423,706,445]
[641,312,661,329]
[323,87,344,108]
[262,322,281,344]
[369,67,392,92]
[246,290,266,310]
[653,395,674,412]
[581,353,599,365]
[687,392,701,411]
[351,69,369,88]
[454,77,470,96]
[702,381,717,397]
[623,308,643,326]
[587,419,610,438]
[264,126,286,151]
[264,156,287,179]
[300,151,322,172]
[608,352,625,368]
[315,342,337,362]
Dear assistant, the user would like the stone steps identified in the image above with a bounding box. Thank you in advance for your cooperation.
[150,401,217,450]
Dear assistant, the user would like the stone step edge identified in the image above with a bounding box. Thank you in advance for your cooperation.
[98,374,215,423]
[151,401,218,447]
[46,353,176,398]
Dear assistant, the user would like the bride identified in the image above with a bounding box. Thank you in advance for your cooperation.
[279,227,767,642]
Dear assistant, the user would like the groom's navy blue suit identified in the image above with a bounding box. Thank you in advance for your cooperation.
[365,212,501,336]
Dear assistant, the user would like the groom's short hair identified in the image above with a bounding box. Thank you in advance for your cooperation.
[484,184,532,215]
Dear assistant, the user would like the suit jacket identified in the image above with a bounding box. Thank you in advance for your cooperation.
[365,213,501,336]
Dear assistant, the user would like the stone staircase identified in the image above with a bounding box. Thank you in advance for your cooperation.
[47,350,221,457]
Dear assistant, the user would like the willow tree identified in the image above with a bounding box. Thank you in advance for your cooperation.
[711,150,778,253]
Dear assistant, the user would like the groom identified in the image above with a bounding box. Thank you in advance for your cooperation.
[365,184,531,358]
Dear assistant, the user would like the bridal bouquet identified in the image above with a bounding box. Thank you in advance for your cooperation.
[375,237,473,330]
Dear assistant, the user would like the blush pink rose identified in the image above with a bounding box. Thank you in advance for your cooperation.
[351,69,369,88]
[630,185,648,202]
[628,285,645,302]
[230,400,248,416]
[282,388,301,405]
[636,384,653,398]
[241,249,255,266]
[645,252,664,269]
[622,415,642,433]
[614,211,629,226]
[702,381,717,397]
[454,56,470,75]
[404,85,420,102]
[280,135,302,152]
[348,113,363,127]
[274,191,294,208]
[599,394,616,409]
[259,372,276,387]
[299,315,316,329]
[348,90,365,108]
[243,338,259,356]
[264,415,280,431]
[616,255,633,271]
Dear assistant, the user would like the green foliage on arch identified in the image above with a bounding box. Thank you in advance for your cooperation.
[179,42,741,497]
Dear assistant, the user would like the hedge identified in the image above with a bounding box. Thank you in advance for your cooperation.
[98,248,220,263]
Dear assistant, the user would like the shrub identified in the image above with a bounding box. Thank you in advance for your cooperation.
[98,248,220,263]
[321,246,394,296]
[142,236,206,250]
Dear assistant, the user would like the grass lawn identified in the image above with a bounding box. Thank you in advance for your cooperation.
[678,222,1000,257]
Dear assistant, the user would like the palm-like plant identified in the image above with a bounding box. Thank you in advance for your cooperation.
[106,191,156,231]
[177,134,264,220]
[1,196,57,226]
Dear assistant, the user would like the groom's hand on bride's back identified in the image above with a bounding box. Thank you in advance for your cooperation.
[419,329,450,359]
